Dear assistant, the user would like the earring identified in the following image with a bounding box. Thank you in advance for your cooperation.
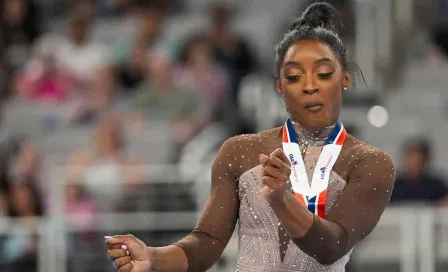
[343,87,348,91]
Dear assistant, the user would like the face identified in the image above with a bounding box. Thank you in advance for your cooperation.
[11,184,36,216]
[141,10,163,39]
[94,118,122,153]
[404,147,426,178]
[277,40,350,130]
[147,52,172,86]
[188,41,211,68]
[69,21,88,45]
[18,143,40,174]
[3,0,26,24]
[211,6,228,29]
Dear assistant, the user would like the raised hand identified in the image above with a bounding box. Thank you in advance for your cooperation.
[259,148,292,204]
[105,235,151,272]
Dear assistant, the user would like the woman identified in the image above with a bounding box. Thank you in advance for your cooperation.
[67,115,142,212]
[104,3,395,272]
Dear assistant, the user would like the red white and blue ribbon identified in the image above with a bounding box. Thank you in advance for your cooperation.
[282,118,346,218]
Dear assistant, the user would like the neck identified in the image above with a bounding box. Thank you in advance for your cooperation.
[291,120,336,146]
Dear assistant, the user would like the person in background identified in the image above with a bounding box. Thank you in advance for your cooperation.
[390,137,448,205]
[0,0,41,72]
[32,2,110,88]
[113,3,177,91]
[14,45,78,104]
[0,36,10,99]
[175,35,229,124]
[13,142,42,193]
[132,49,208,145]
[431,0,448,60]
[0,154,12,216]
[70,66,118,125]
[207,3,257,104]
[67,115,143,212]
[3,181,43,272]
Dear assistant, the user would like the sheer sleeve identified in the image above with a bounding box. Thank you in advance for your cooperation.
[174,138,240,272]
[292,147,395,265]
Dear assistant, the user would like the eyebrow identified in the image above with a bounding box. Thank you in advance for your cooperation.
[283,57,333,67]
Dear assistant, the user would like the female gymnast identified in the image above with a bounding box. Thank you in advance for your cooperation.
[105,2,395,271]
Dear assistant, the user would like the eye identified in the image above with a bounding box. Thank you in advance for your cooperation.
[286,75,300,82]
[317,71,334,79]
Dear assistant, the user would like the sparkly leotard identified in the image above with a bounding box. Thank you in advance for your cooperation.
[174,124,395,272]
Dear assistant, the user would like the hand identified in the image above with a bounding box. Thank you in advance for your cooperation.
[105,235,151,272]
[259,148,291,204]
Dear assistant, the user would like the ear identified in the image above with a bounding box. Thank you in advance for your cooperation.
[276,79,283,96]
[342,69,352,90]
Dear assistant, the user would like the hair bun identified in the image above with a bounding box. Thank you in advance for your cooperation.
[290,2,343,34]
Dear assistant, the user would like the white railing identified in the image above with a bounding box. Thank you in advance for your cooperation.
[1,163,446,272]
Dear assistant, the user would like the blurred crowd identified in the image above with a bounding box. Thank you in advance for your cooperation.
[0,0,447,271]
[0,0,258,270]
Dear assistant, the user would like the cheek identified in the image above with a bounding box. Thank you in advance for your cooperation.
[322,79,343,103]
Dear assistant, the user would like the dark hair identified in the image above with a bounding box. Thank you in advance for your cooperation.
[274,2,347,79]
[178,34,209,64]
[9,181,44,217]
[404,137,432,162]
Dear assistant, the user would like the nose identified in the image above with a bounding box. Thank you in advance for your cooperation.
[303,74,318,95]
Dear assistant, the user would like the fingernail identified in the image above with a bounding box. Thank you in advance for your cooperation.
[121,245,128,250]
[104,236,112,239]
[126,250,129,256]
[131,261,134,264]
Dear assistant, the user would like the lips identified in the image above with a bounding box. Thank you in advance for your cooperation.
[304,102,324,112]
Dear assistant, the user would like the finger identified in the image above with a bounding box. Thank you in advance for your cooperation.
[105,234,133,246]
[267,156,283,169]
[263,166,287,181]
[268,156,292,177]
[114,256,132,269]
[262,176,278,189]
[259,154,270,166]
[107,249,129,260]
[271,148,290,164]
[105,241,123,250]
[118,262,134,272]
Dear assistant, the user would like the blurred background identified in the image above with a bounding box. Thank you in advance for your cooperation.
[0,0,447,271]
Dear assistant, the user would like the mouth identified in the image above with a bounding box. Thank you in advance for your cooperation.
[304,102,324,112]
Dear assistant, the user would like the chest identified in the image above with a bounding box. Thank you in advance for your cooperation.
[238,145,348,219]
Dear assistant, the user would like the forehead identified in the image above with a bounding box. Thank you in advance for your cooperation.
[283,40,338,65]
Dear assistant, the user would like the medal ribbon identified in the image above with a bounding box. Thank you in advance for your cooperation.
[282,118,346,218]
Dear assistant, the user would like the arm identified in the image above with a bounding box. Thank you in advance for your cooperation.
[267,149,395,265]
[151,139,240,272]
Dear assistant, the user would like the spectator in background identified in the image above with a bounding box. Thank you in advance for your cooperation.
[132,49,208,145]
[390,137,448,205]
[113,4,177,91]
[32,2,110,87]
[14,45,78,104]
[0,37,10,99]
[176,35,229,123]
[13,142,41,191]
[432,0,448,59]
[0,0,41,72]
[67,115,142,212]
[3,181,43,272]
[207,3,256,104]
[70,66,118,125]
[0,154,12,215]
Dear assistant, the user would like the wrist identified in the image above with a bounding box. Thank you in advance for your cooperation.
[147,247,156,271]
[268,192,287,208]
